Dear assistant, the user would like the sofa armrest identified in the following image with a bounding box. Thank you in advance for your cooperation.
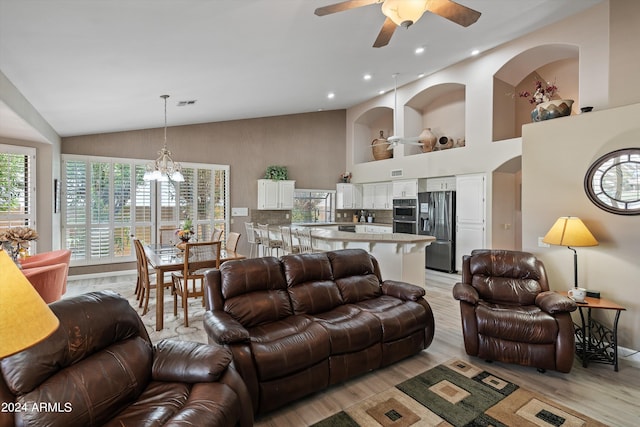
[452,282,479,305]
[536,291,577,314]
[204,310,250,345]
[381,280,425,301]
[152,339,232,383]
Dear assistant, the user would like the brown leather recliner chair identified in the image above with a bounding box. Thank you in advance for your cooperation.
[452,249,577,373]
[0,290,253,427]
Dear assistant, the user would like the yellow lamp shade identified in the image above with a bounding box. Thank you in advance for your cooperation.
[0,250,60,358]
[543,216,599,247]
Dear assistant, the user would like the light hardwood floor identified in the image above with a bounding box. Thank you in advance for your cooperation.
[253,270,639,427]
[68,270,639,426]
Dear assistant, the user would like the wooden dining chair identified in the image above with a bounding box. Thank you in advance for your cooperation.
[211,227,224,242]
[133,238,176,316]
[159,226,177,246]
[225,231,241,252]
[171,241,221,327]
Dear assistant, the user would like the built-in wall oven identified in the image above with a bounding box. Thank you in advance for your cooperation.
[392,198,418,234]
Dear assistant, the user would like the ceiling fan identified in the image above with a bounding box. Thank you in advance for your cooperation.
[314,0,481,47]
[384,74,423,151]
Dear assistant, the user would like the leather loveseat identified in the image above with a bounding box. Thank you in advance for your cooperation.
[0,291,253,427]
[203,248,435,415]
[453,249,577,373]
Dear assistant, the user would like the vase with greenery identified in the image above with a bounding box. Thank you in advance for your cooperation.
[265,166,288,180]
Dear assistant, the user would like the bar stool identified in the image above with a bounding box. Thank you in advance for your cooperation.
[244,222,261,258]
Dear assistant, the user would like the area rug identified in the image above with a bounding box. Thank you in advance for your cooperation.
[312,359,607,427]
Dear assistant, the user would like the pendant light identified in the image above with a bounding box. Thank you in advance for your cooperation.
[143,95,184,182]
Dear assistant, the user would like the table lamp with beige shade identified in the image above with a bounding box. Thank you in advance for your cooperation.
[0,250,60,358]
[542,216,599,289]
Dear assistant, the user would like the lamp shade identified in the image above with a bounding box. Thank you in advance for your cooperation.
[381,0,428,27]
[542,216,599,247]
[0,250,60,358]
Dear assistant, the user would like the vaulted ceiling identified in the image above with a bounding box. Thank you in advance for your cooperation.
[0,0,602,141]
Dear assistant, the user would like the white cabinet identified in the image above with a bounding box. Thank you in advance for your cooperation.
[426,176,456,192]
[355,224,392,234]
[362,182,392,210]
[257,179,295,210]
[455,174,486,271]
[336,183,362,209]
[392,179,425,198]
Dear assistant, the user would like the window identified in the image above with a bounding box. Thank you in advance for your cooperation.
[292,190,335,224]
[63,155,229,265]
[0,145,36,243]
[584,148,640,215]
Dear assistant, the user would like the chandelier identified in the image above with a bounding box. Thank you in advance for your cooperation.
[143,95,184,182]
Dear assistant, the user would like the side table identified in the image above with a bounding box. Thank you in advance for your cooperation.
[563,292,626,371]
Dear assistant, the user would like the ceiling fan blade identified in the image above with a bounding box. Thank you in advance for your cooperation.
[426,0,481,27]
[373,17,396,48]
[314,0,380,16]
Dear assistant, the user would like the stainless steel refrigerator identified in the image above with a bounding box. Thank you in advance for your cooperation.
[418,191,456,273]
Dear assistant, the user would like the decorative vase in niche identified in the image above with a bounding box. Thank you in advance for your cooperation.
[419,128,437,153]
[531,99,574,122]
[371,130,392,160]
[436,136,453,150]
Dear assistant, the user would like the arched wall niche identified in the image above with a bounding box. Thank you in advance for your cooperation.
[492,155,522,251]
[353,106,393,164]
[493,44,579,142]
[404,82,466,156]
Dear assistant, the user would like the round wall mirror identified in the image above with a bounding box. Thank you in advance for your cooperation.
[584,148,640,215]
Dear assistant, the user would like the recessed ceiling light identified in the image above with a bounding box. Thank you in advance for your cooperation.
[378,90,386,95]
[415,46,425,55]
[471,49,480,56]
[363,74,372,80]
[417,73,425,78]
[327,92,335,99]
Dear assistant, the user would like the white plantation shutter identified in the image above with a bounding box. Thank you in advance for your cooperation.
[0,145,36,238]
[64,160,88,261]
[62,155,229,266]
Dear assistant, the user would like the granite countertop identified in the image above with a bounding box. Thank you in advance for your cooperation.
[307,227,434,244]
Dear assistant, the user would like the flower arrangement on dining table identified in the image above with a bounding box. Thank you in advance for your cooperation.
[0,226,39,261]
[519,79,558,105]
[175,218,193,242]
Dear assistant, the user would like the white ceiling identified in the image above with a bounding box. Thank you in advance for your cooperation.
[0,0,602,140]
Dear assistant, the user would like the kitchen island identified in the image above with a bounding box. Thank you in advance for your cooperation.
[303,226,435,288]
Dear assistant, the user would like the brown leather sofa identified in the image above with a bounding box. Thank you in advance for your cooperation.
[0,291,253,427]
[452,249,577,373]
[203,248,435,415]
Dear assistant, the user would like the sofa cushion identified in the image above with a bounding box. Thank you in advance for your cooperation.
[12,337,152,427]
[336,274,382,303]
[220,257,292,327]
[476,302,559,344]
[249,316,330,381]
[1,290,146,395]
[312,305,382,354]
[106,381,242,427]
[327,249,375,279]
[282,252,333,286]
[468,250,543,305]
[283,252,343,314]
[356,296,429,342]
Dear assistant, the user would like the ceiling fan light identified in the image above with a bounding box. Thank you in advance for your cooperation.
[381,0,428,27]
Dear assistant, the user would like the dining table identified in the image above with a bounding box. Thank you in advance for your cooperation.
[143,243,246,330]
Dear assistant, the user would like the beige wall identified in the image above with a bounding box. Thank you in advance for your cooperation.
[522,103,640,350]
[63,109,346,260]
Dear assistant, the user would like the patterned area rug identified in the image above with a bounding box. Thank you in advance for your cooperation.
[312,359,607,427]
